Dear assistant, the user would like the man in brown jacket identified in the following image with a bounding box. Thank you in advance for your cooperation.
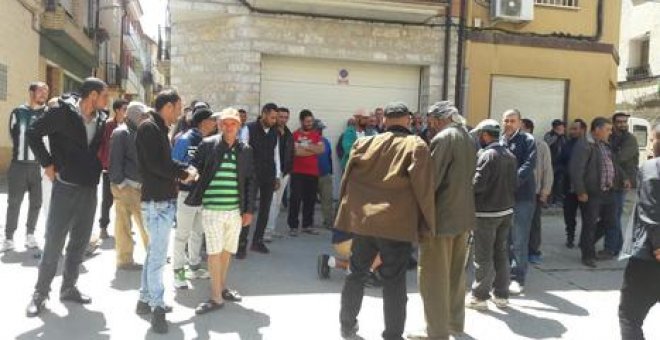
[336,102,435,340]
[412,101,477,340]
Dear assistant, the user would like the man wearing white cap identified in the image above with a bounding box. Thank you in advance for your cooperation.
[108,101,151,269]
[184,108,257,314]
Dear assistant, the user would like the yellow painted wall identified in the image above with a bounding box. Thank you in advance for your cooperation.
[0,1,41,174]
[465,42,617,125]
[468,0,621,46]
[464,0,621,126]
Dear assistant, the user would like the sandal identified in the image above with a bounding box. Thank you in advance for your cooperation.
[222,289,243,302]
[195,300,224,315]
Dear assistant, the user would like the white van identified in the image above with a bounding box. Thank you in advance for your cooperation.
[628,116,652,164]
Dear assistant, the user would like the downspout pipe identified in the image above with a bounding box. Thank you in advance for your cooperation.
[442,0,453,100]
[454,0,467,112]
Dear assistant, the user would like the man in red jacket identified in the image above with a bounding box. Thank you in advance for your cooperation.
[97,99,128,239]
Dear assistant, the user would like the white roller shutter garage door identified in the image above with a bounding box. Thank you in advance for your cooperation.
[490,76,567,140]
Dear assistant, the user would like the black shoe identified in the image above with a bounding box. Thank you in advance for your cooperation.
[582,258,597,268]
[235,248,247,259]
[195,299,225,315]
[341,322,360,339]
[136,300,151,315]
[565,239,575,249]
[250,242,270,254]
[60,287,92,304]
[222,289,242,302]
[317,254,331,279]
[151,307,169,334]
[596,250,616,261]
[26,292,47,318]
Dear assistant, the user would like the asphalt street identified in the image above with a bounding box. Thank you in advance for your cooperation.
[0,180,658,340]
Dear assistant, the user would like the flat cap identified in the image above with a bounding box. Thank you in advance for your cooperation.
[384,101,410,118]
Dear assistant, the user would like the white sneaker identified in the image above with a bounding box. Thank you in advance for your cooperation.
[465,296,488,311]
[509,281,524,295]
[493,297,509,309]
[186,267,210,280]
[1,239,14,252]
[25,234,39,249]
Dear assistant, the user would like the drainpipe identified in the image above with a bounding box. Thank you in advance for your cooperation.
[442,0,453,100]
[120,0,127,95]
[454,0,467,112]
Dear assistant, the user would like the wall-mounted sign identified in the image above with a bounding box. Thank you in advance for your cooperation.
[337,68,349,85]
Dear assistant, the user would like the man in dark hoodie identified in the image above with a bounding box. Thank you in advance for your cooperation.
[467,121,518,311]
[25,78,109,317]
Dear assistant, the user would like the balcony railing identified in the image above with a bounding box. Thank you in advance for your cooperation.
[105,63,121,87]
[535,0,580,8]
[626,64,651,81]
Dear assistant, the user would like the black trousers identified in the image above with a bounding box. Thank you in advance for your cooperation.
[563,193,580,241]
[551,169,566,204]
[98,172,113,229]
[578,191,616,261]
[619,258,660,340]
[35,180,97,295]
[340,235,412,340]
[287,173,318,230]
[5,161,42,239]
[529,199,542,256]
[239,179,274,248]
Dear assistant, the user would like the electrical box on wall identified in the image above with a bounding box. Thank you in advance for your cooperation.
[491,0,534,22]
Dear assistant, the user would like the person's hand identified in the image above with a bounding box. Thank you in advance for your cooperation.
[182,167,198,184]
[654,249,660,262]
[274,179,281,191]
[577,193,589,203]
[624,180,632,190]
[242,214,253,226]
[44,165,56,182]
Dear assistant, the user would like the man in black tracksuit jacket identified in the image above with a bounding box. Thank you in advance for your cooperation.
[25,78,109,317]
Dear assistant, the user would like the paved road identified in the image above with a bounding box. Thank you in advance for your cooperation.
[0,182,658,339]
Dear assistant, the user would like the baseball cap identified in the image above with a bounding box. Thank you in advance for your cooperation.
[383,101,410,118]
[215,107,242,124]
[191,108,213,127]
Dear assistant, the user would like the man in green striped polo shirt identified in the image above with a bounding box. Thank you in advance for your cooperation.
[183,108,257,315]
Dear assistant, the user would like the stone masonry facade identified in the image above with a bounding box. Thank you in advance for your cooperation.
[170,0,456,115]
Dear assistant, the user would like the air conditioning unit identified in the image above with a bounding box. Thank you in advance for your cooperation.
[491,0,534,22]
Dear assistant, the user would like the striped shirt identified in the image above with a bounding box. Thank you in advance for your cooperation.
[202,148,240,211]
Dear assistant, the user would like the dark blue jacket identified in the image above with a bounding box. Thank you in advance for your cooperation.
[501,130,537,202]
[318,137,333,177]
[172,128,204,191]
[9,104,45,162]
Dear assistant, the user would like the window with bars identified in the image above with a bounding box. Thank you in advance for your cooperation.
[535,0,580,8]
[0,64,7,101]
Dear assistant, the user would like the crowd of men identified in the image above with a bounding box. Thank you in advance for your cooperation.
[1,77,658,340]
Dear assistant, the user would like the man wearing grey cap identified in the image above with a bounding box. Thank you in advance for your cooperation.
[467,121,517,311]
[336,101,435,340]
[412,101,476,340]
[109,102,151,270]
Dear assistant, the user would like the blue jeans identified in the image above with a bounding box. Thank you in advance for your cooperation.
[605,191,625,255]
[510,200,535,285]
[140,200,176,308]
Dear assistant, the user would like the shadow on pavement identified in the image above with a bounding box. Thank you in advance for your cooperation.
[487,306,568,339]
[1,249,41,267]
[16,304,109,340]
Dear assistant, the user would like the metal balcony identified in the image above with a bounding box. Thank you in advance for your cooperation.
[626,64,651,81]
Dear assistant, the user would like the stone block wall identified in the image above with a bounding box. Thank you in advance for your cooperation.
[170,0,455,116]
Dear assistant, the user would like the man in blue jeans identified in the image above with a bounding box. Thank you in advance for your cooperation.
[135,90,196,334]
[501,109,537,295]
[604,112,639,259]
